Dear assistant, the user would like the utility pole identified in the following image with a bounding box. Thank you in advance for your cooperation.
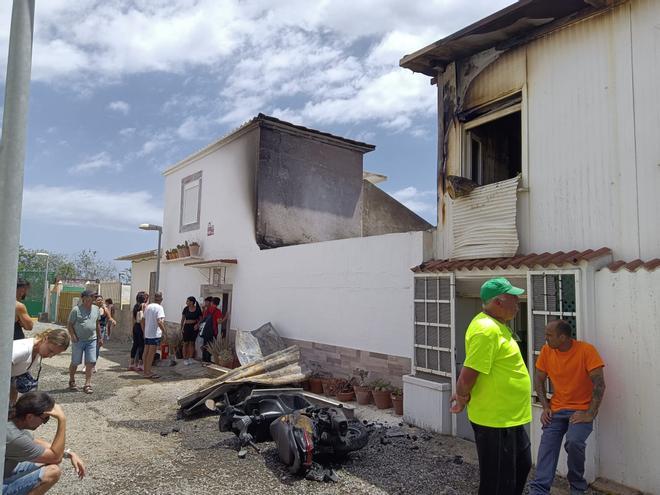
[0,0,36,481]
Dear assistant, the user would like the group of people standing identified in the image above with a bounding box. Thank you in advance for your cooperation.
[127,290,166,379]
[128,292,227,373]
[450,277,606,495]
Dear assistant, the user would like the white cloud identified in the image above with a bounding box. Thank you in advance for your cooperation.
[0,0,512,134]
[176,116,211,140]
[119,127,136,137]
[22,185,162,231]
[107,100,130,115]
[68,151,122,174]
[391,186,435,215]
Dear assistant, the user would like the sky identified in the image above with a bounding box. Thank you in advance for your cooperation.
[0,0,512,273]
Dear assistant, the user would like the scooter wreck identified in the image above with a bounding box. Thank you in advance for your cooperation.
[206,389,369,482]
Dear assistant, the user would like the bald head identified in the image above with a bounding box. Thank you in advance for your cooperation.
[544,319,573,350]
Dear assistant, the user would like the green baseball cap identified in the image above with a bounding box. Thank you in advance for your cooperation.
[480,277,525,303]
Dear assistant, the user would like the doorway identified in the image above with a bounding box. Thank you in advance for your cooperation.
[200,284,232,338]
[453,276,529,441]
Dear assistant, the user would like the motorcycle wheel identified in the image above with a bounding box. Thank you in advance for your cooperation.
[334,420,369,455]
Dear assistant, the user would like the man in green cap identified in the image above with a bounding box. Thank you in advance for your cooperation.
[450,277,532,495]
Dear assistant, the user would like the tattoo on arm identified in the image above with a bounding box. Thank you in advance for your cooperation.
[587,368,606,417]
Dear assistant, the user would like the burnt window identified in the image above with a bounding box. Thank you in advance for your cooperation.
[464,110,521,186]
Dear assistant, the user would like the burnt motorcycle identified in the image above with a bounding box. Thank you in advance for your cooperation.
[206,388,369,479]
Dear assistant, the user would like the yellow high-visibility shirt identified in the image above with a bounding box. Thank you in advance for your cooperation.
[464,312,532,428]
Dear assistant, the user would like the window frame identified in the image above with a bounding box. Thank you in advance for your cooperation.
[179,171,202,233]
[412,273,455,380]
[460,87,528,189]
[526,269,581,403]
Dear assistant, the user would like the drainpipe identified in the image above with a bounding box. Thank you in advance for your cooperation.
[0,0,36,481]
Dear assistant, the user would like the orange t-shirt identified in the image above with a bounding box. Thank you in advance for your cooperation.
[536,340,604,412]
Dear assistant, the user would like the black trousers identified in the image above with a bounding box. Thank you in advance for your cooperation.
[471,422,531,495]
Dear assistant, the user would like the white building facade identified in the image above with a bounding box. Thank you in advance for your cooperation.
[400,1,660,492]
[159,116,432,384]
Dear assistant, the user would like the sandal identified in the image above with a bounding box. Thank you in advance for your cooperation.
[82,385,93,394]
[68,381,78,391]
[144,374,160,380]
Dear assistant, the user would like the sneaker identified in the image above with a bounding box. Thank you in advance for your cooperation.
[128,365,136,371]
[184,359,191,365]
[137,365,144,371]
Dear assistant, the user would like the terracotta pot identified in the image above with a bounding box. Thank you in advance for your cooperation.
[309,378,323,394]
[321,378,336,396]
[171,250,178,259]
[354,385,372,405]
[391,395,404,415]
[372,389,393,409]
[336,390,355,402]
[189,244,200,256]
[178,247,190,258]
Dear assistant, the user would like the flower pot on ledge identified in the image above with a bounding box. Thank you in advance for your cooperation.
[372,389,392,409]
[353,385,372,405]
[391,394,403,415]
[189,244,200,256]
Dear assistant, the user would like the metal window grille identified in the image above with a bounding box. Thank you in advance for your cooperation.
[413,275,453,377]
[528,271,579,397]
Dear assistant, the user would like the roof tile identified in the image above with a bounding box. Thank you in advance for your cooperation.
[412,248,612,273]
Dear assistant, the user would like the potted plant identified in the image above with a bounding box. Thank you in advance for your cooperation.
[353,368,372,405]
[391,387,404,415]
[371,379,393,409]
[307,363,326,394]
[189,240,200,256]
[321,376,338,397]
[336,378,356,402]
[165,250,171,260]
[204,337,234,368]
[177,243,190,258]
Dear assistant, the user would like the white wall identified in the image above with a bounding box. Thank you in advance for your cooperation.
[594,268,660,493]
[160,126,425,359]
[439,1,660,262]
[130,258,156,306]
[230,232,424,358]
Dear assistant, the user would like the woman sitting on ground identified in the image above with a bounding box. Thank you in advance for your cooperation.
[11,328,70,403]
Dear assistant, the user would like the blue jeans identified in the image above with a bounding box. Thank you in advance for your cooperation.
[3,462,43,495]
[71,339,97,366]
[529,409,593,494]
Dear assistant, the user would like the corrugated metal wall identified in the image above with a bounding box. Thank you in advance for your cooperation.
[451,176,519,259]
[525,3,640,259]
[595,268,660,492]
[630,0,660,260]
[440,1,660,262]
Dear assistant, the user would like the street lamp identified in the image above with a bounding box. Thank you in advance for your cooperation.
[139,223,162,292]
[36,252,49,318]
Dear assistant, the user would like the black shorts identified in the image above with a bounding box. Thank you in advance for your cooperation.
[182,326,198,343]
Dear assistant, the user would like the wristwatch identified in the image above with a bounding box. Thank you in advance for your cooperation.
[63,449,72,459]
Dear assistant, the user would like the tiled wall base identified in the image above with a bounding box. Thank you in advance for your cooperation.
[161,322,411,386]
[282,337,411,387]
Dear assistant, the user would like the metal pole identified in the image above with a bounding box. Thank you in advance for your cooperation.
[155,229,162,292]
[0,0,36,482]
[43,255,49,317]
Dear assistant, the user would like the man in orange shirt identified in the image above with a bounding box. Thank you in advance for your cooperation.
[529,320,606,495]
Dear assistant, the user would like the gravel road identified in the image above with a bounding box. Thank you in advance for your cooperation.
[26,326,600,495]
